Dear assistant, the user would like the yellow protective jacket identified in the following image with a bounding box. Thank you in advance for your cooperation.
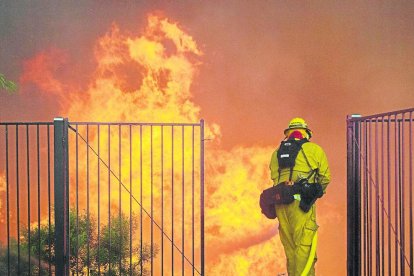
[269,140,330,191]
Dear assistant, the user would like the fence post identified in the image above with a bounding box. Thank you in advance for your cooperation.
[54,117,70,276]
[347,115,361,276]
[200,119,205,276]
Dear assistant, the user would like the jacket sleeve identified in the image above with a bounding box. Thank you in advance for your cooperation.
[269,149,280,185]
[316,146,330,193]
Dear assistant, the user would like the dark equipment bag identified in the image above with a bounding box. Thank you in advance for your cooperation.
[296,178,323,213]
[259,183,295,219]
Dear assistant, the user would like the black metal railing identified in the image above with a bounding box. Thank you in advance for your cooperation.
[0,118,205,276]
[0,122,54,275]
[347,108,414,276]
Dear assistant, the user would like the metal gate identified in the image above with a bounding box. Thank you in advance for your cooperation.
[347,108,414,276]
[0,118,205,275]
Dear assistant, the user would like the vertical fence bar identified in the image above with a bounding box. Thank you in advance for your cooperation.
[363,121,368,276]
[161,126,164,276]
[171,126,174,275]
[397,117,401,275]
[87,125,90,275]
[386,115,391,276]
[97,125,101,275]
[54,117,70,276]
[375,118,380,275]
[66,122,70,272]
[399,116,405,275]
[192,126,195,276]
[140,125,143,275]
[182,126,185,275]
[360,120,364,275]
[368,120,372,276]
[47,125,51,275]
[380,117,385,276]
[347,115,361,275]
[108,125,112,274]
[118,125,122,275]
[16,126,21,275]
[129,125,132,276]
[36,124,41,274]
[151,125,154,276]
[76,124,79,275]
[200,119,205,276]
[359,121,363,276]
[26,125,31,275]
[410,112,413,276]
[5,125,10,276]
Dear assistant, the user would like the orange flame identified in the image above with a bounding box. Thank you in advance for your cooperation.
[19,14,291,274]
[0,173,5,225]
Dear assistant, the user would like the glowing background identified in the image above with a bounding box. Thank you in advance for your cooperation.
[1,2,414,275]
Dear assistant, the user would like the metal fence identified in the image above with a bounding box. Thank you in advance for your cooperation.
[347,108,414,276]
[0,122,54,275]
[0,118,205,276]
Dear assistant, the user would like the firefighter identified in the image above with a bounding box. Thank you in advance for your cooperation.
[269,118,330,276]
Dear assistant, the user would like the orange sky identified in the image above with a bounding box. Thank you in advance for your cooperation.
[1,2,414,275]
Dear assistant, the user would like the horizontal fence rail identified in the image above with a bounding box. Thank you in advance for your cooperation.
[347,108,414,276]
[0,118,205,276]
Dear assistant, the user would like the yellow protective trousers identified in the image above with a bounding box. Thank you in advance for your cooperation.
[276,199,318,276]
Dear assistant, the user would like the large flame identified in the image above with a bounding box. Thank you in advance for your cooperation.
[19,14,300,274]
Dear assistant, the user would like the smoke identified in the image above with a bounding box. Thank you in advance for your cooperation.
[2,2,414,275]
[20,48,68,97]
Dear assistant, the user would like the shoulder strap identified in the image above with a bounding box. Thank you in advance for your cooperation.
[300,147,312,170]
[300,146,319,182]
